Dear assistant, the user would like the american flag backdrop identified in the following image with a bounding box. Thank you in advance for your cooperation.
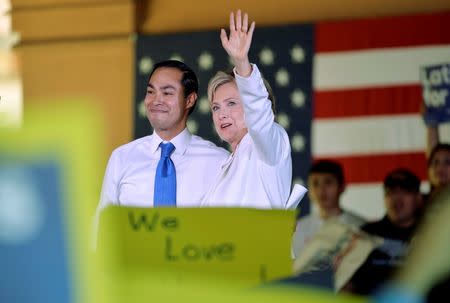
[134,12,450,219]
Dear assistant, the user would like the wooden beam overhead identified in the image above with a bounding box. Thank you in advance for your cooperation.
[11,1,135,42]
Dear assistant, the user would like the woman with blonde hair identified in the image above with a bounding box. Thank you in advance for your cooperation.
[201,10,303,209]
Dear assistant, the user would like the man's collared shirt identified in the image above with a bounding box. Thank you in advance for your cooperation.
[98,128,229,208]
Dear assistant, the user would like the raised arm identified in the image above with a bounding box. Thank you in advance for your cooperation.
[221,10,290,165]
[426,126,439,159]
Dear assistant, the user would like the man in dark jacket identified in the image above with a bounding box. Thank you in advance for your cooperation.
[348,168,422,295]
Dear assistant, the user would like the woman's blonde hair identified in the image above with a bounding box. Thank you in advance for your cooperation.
[207,70,276,113]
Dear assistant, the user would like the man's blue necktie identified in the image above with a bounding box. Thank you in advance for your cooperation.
[153,142,176,207]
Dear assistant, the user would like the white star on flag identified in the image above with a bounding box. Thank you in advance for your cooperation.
[291,133,305,152]
[139,56,153,74]
[198,51,214,70]
[293,177,305,186]
[275,68,290,87]
[138,100,147,118]
[277,112,290,129]
[290,45,305,63]
[290,89,306,108]
[198,96,210,114]
[259,47,275,65]
[187,119,199,134]
[170,53,184,62]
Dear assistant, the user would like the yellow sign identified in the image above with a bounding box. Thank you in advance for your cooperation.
[97,206,366,303]
[97,206,295,285]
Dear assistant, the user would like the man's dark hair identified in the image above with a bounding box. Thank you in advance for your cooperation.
[428,143,450,167]
[308,160,345,187]
[384,168,420,193]
[148,60,199,115]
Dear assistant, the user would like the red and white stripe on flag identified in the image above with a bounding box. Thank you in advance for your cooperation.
[312,12,450,220]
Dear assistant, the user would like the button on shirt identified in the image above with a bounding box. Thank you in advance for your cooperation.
[201,64,292,209]
[97,128,229,208]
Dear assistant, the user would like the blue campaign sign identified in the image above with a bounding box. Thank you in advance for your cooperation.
[0,158,73,303]
[421,63,450,125]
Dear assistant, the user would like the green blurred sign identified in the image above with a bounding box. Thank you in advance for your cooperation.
[98,207,294,285]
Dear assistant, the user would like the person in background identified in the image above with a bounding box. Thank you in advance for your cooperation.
[291,160,364,258]
[423,108,450,203]
[362,168,422,241]
[373,186,450,303]
[347,168,423,295]
[425,143,450,203]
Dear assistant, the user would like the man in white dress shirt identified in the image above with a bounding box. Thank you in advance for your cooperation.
[97,60,229,209]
